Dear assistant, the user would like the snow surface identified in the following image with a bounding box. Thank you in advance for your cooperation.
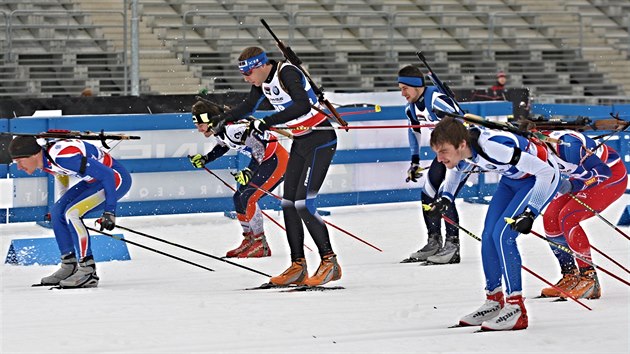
[2,195,629,353]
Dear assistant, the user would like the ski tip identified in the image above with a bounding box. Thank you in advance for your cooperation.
[419,261,452,266]
[281,285,345,292]
[448,323,477,329]
[243,282,289,290]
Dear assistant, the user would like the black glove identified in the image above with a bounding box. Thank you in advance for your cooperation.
[247,119,269,136]
[99,211,116,231]
[189,154,209,168]
[232,168,253,185]
[406,162,423,183]
[510,209,535,234]
[425,197,451,218]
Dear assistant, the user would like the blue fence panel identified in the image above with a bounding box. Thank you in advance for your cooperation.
[18,101,630,224]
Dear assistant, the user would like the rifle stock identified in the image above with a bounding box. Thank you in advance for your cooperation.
[260,19,348,128]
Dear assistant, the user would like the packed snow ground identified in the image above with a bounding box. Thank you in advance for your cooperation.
[2,195,629,353]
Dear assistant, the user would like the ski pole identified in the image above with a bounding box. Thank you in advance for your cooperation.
[590,244,630,275]
[112,224,271,277]
[422,205,593,311]
[200,166,314,253]
[538,211,630,275]
[85,226,215,273]
[568,193,630,242]
[335,106,382,116]
[247,180,384,252]
[504,218,630,285]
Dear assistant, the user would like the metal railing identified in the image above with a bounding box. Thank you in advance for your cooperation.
[176,10,603,60]
[3,9,128,94]
[181,10,292,65]
[488,11,585,57]
[0,10,8,60]
[2,5,628,97]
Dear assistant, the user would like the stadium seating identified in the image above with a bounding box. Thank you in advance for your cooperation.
[0,0,628,100]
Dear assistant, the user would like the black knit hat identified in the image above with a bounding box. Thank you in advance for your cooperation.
[8,136,42,158]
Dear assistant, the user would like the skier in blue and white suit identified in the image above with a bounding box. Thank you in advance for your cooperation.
[398,64,466,264]
[428,117,559,331]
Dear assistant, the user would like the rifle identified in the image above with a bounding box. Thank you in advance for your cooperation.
[1,130,141,149]
[440,111,566,145]
[584,112,630,159]
[260,19,348,129]
[416,51,464,114]
[522,113,629,132]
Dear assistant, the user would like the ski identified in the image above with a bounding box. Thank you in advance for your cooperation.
[31,283,75,290]
[280,285,345,292]
[243,283,344,292]
[419,261,457,266]
[448,324,501,333]
[400,259,455,265]
[447,324,473,329]
[531,295,568,302]
[47,285,98,290]
[243,282,293,290]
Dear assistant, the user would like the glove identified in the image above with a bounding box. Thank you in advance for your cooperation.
[425,197,451,218]
[247,119,269,136]
[233,168,253,185]
[510,209,535,234]
[406,162,423,183]
[98,212,116,231]
[189,154,208,168]
[557,179,573,195]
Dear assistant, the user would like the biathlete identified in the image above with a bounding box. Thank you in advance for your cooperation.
[428,117,560,331]
[9,135,132,288]
[539,129,627,299]
[398,64,466,264]
[209,47,341,286]
[189,99,288,258]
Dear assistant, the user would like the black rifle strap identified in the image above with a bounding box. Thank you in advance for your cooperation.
[468,128,522,166]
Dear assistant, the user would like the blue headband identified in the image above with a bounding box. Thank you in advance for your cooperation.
[238,52,268,75]
[398,76,424,87]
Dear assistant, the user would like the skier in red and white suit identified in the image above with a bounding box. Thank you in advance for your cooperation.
[541,130,627,299]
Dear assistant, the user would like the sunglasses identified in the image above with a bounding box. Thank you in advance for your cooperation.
[241,68,254,76]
